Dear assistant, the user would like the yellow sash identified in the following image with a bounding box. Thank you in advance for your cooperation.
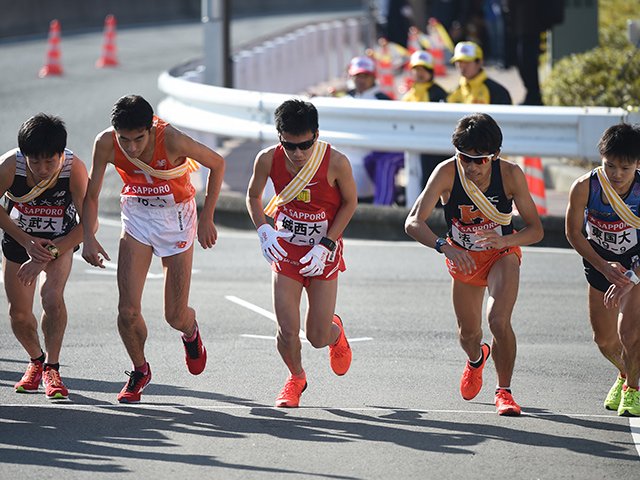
[5,159,64,204]
[116,136,199,180]
[455,156,512,226]
[264,141,328,218]
[596,166,640,229]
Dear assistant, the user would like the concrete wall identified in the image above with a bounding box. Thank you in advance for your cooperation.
[0,1,363,39]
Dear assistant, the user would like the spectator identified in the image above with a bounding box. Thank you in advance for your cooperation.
[504,0,565,105]
[447,41,512,104]
[402,50,449,191]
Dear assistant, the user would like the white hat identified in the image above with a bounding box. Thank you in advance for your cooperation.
[410,50,434,70]
[348,56,376,76]
[450,41,484,63]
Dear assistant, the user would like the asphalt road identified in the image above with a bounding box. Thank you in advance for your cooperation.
[0,10,639,480]
[0,220,639,479]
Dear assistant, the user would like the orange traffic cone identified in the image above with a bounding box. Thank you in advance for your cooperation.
[96,14,119,68]
[375,39,396,99]
[523,156,547,215]
[39,20,63,77]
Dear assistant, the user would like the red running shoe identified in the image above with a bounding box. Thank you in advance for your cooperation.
[117,365,152,403]
[329,314,352,376]
[183,327,207,375]
[275,375,308,408]
[43,367,69,399]
[495,388,522,416]
[460,343,491,400]
[15,361,44,393]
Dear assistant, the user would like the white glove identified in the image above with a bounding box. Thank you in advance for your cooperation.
[299,244,331,277]
[257,224,293,263]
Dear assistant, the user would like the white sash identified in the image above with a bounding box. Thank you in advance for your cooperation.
[264,141,328,218]
[455,156,512,226]
[596,166,640,229]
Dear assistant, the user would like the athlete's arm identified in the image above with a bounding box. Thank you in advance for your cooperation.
[325,150,357,241]
[405,160,475,274]
[165,126,225,249]
[51,155,89,256]
[246,148,273,229]
[566,174,630,287]
[479,161,543,249]
[81,131,112,268]
[405,160,451,247]
[0,150,56,263]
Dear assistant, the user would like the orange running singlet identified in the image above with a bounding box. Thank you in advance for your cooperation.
[113,116,195,207]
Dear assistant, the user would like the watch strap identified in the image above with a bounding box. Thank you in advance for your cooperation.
[319,236,336,252]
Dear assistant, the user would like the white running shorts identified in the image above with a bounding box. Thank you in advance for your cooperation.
[120,196,197,257]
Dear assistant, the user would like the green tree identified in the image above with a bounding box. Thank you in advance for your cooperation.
[542,0,640,107]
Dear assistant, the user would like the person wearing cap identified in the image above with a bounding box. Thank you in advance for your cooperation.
[346,55,392,100]
[342,55,403,205]
[401,50,449,192]
[401,50,447,103]
[447,41,512,105]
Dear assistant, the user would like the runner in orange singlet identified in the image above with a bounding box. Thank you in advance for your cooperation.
[405,113,543,415]
[82,95,225,403]
[246,99,357,407]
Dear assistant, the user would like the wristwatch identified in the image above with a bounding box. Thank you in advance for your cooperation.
[319,236,337,252]
[47,244,59,259]
[624,269,640,285]
[435,237,447,254]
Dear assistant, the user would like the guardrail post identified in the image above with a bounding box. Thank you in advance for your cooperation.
[404,151,422,208]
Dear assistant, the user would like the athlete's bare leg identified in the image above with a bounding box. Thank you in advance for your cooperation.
[117,233,153,367]
[273,273,304,375]
[161,245,197,336]
[486,254,520,388]
[4,257,41,359]
[588,286,625,373]
[304,278,340,348]
[619,287,640,389]
[452,280,485,361]
[39,250,73,364]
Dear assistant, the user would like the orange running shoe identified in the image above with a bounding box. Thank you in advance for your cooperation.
[42,367,69,399]
[329,314,352,376]
[117,365,152,403]
[15,361,44,393]
[183,326,207,375]
[275,375,307,408]
[495,388,522,416]
[460,343,491,400]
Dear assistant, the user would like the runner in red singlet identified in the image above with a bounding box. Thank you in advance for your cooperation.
[246,99,357,407]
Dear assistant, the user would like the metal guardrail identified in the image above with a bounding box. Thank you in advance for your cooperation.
[158,70,640,204]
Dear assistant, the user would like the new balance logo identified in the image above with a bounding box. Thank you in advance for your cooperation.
[52,190,66,197]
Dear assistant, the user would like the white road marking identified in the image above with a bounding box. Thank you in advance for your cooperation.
[0,404,629,418]
[630,417,640,458]
[226,295,373,343]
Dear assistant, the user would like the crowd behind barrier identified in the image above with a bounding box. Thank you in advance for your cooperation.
[158,15,640,207]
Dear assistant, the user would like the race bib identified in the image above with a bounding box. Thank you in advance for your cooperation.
[451,218,502,251]
[11,204,65,234]
[586,214,638,254]
[275,211,328,246]
[121,182,175,208]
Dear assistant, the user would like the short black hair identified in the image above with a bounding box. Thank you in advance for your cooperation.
[274,99,319,136]
[111,94,154,131]
[17,113,67,158]
[597,123,640,164]
[451,113,502,154]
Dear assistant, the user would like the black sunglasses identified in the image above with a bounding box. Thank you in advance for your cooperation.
[455,149,494,165]
[280,134,316,151]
